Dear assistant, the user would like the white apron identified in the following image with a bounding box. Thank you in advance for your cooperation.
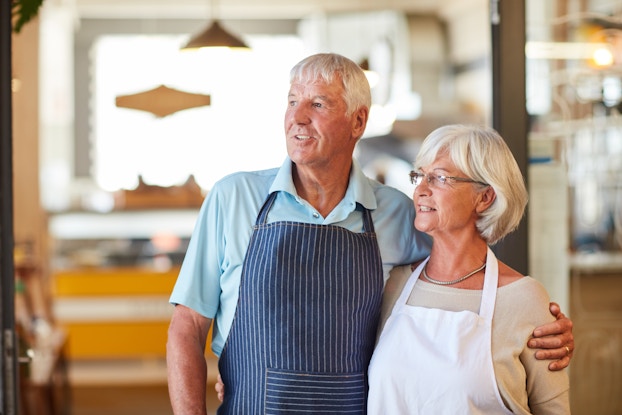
[367,247,513,414]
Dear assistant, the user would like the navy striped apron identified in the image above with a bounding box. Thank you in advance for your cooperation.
[217,192,383,414]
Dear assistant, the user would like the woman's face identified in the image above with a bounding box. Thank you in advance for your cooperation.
[413,152,482,240]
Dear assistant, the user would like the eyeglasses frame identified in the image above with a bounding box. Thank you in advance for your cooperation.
[409,170,489,187]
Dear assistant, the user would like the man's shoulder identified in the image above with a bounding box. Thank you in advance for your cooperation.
[206,168,279,207]
[214,167,279,190]
[369,179,413,208]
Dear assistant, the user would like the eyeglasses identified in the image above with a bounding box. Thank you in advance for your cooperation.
[409,171,488,188]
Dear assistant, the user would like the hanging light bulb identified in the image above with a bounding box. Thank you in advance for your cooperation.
[181,0,250,51]
[591,45,614,67]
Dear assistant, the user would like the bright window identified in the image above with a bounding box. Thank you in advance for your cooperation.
[92,34,306,191]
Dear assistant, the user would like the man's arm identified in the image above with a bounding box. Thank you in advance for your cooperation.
[528,302,574,371]
[167,304,212,415]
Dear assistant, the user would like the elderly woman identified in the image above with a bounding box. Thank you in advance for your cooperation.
[368,125,570,414]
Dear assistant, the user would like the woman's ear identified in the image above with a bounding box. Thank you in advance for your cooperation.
[476,186,496,213]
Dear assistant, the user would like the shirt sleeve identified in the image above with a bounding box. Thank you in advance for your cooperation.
[169,185,225,318]
[496,277,571,414]
[521,279,571,414]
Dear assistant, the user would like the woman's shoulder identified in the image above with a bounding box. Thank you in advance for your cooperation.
[499,275,549,298]
[497,260,525,287]
[497,276,553,322]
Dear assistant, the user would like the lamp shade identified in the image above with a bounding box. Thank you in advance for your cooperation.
[181,20,250,50]
[115,85,211,118]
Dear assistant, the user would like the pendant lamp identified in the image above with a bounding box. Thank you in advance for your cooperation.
[181,0,250,50]
[115,85,211,118]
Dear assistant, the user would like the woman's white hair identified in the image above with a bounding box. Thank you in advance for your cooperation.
[289,53,371,117]
[414,124,528,245]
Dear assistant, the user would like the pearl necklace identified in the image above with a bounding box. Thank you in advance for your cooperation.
[422,262,486,286]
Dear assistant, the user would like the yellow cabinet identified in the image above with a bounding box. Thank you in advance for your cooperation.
[53,267,178,359]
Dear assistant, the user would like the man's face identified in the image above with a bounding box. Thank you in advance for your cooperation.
[284,77,364,171]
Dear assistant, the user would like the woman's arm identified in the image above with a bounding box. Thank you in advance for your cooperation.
[492,278,571,413]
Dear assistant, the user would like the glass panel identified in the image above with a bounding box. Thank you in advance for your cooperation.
[526,2,622,413]
[526,0,622,254]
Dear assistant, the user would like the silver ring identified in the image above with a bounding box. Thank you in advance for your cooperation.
[565,345,570,356]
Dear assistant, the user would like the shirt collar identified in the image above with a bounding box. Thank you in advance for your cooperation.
[270,157,378,211]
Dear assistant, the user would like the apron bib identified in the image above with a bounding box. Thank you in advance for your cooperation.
[218,192,383,414]
[368,247,513,415]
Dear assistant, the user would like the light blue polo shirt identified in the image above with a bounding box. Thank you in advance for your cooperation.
[170,157,431,356]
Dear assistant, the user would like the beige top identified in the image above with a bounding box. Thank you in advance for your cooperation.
[378,264,571,415]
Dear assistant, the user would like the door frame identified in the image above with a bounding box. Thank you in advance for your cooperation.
[491,0,529,274]
[1,0,18,413]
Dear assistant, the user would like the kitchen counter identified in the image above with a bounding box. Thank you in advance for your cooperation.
[570,252,622,274]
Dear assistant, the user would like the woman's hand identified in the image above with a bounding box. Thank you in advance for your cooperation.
[215,374,225,402]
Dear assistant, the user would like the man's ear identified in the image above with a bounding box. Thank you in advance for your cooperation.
[476,186,496,213]
[352,106,369,140]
